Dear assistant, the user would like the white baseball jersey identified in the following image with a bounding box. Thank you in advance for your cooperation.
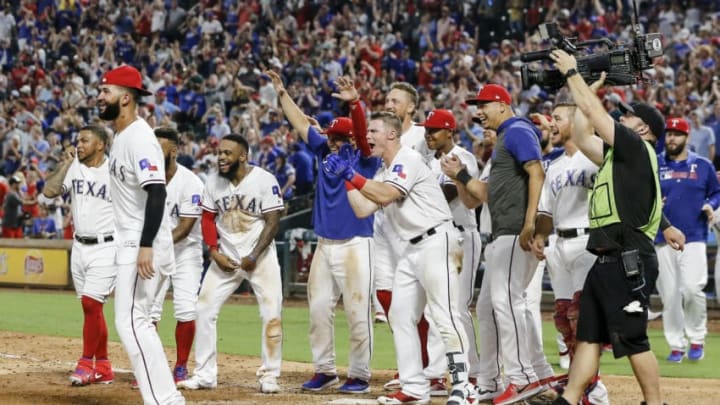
[166,164,204,254]
[429,145,479,228]
[201,167,284,261]
[108,118,166,232]
[401,124,434,164]
[537,151,597,229]
[375,146,452,240]
[62,157,114,236]
[108,118,173,263]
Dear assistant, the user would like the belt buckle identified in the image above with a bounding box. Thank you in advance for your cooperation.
[576,228,586,237]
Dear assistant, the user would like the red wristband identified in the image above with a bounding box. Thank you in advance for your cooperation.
[345,181,355,191]
[349,172,367,189]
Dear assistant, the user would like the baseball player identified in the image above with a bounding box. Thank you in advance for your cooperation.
[43,125,116,386]
[149,127,205,384]
[418,108,483,386]
[531,101,609,404]
[655,117,720,363]
[269,71,381,393]
[325,111,474,405]
[377,82,444,395]
[178,134,284,394]
[445,84,546,405]
[99,65,184,405]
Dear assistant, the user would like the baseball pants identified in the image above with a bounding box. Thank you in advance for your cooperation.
[150,248,203,323]
[389,223,469,398]
[71,241,117,303]
[307,236,373,381]
[192,245,283,385]
[476,235,540,388]
[656,242,708,350]
[114,239,184,405]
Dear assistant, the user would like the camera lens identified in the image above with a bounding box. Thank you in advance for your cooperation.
[521,65,566,91]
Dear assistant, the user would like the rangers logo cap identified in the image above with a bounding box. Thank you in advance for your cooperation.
[101,65,153,96]
[665,117,690,135]
[466,84,512,105]
[416,109,456,130]
[322,117,353,137]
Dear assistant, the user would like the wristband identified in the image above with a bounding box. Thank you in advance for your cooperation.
[345,180,356,191]
[455,168,473,186]
[209,245,218,253]
[349,98,360,106]
[349,172,367,189]
[565,68,579,79]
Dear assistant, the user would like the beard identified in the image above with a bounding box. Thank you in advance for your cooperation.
[218,159,240,181]
[540,136,550,150]
[164,155,172,171]
[665,141,686,158]
[98,99,120,120]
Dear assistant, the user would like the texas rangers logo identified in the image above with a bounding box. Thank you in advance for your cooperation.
[272,186,281,196]
[191,194,201,205]
[392,164,407,179]
[139,158,158,171]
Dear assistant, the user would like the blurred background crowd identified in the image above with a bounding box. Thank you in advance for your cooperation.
[1,0,720,239]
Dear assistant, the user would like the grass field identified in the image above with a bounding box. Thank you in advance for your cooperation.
[1,289,718,379]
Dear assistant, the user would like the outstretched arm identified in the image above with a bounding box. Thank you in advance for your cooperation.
[266,70,311,142]
[332,76,371,156]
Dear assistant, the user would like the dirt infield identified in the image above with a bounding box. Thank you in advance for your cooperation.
[0,331,716,405]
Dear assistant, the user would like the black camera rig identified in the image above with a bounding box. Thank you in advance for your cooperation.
[520,2,663,91]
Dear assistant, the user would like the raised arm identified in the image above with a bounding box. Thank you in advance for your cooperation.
[42,148,75,198]
[550,50,616,146]
[332,76,371,157]
[265,70,311,142]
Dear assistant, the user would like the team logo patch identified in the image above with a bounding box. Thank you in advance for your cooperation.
[191,194,201,205]
[392,164,407,179]
[139,158,158,171]
[272,185,280,196]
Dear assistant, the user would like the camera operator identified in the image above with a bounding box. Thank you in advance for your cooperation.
[548,49,683,405]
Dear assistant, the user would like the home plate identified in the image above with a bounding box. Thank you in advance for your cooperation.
[325,399,378,405]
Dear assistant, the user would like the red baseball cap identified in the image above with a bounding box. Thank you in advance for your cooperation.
[416,109,456,130]
[101,65,152,96]
[466,84,512,105]
[665,117,690,135]
[531,114,553,125]
[322,117,353,137]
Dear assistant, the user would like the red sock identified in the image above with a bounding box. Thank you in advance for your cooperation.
[376,289,392,317]
[96,303,109,360]
[175,320,196,367]
[418,315,429,368]
[80,296,104,359]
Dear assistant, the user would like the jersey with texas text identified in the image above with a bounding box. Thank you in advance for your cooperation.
[62,157,114,236]
[201,167,284,261]
[538,151,597,229]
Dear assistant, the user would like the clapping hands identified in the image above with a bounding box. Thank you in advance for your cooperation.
[323,153,355,181]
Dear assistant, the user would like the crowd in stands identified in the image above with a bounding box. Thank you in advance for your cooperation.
[1,0,720,239]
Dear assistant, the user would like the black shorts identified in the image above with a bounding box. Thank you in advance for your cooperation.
[576,255,656,358]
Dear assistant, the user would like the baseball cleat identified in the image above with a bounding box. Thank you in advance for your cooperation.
[173,365,189,384]
[688,344,704,361]
[259,375,280,393]
[666,350,684,363]
[176,376,217,390]
[69,358,95,386]
[558,351,570,370]
[93,360,114,384]
[493,382,544,405]
[301,373,339,391]
[384,373,401,391]
[338,378,370,394]
[377,390,430,404]
[446,382,476,405]
[475,387,501,402]
[429,377,448,396]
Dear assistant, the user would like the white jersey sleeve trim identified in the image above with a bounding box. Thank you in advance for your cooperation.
[201,204,218,213]
[537,210,553,218]
[139,178,166,187]
[261,204,285,214]
[178,212,202,218]
[383,180,409,196]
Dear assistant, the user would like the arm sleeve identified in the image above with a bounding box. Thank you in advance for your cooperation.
[201,209,219,251]
[179,177,204,217]
[503,126,542,164]
[307,126,331,157]
[139,183,167,247]
[262,173,285,213]
[349,101,371,157]
[705,160,720,209]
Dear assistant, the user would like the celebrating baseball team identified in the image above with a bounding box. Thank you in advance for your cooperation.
[45,41,720,404]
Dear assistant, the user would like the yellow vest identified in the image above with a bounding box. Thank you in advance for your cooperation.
[589,142,662,240]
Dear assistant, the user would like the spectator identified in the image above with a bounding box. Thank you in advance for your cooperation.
[288,142,315,197]
[688,109,715,160]
[30,204,57,239]
[2,175,26,238]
